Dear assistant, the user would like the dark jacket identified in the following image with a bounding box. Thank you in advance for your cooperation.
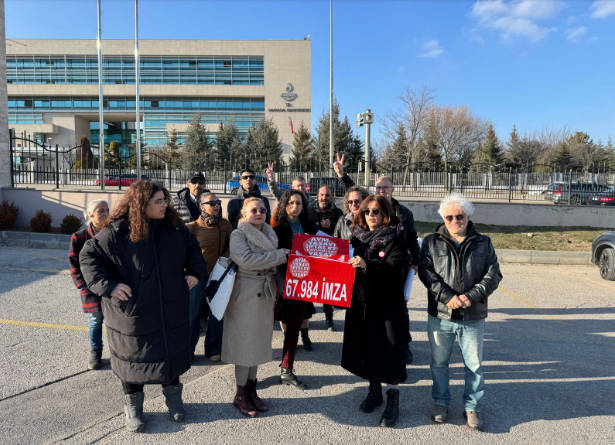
[227,186,271,229]
[171,188,210,224]
[342,234,409,385]
[418,222,502,321]
[79,220,207,385]
[337,174,420,265]
[307,202,344,236]
[333,212,354,240]
[273,215,316,322]
[68,224,101,313]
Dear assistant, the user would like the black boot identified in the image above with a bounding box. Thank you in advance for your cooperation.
[123,392,146,433]
[88,348,102,370]
[379,389,400,428]
[162,383,185,422]
[325,314,336,331]
[300,328,313,351]
[359,380,383,413]
[280,367,307,390]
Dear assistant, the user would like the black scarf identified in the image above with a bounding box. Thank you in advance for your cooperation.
[201,211,221,227]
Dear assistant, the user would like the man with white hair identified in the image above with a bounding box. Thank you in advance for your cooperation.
[418,194,502,432]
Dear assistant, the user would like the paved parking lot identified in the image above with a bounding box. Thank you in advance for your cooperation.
[0,245,613,444]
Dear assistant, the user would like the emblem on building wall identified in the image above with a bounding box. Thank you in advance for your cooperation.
[281,83,298,102]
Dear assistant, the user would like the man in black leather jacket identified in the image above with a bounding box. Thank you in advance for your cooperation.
[418,194,502,432]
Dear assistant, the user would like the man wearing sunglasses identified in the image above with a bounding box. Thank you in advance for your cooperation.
[227,168,271,229]
[171,172,210,223]
[333,153,420,362]
[418,194,502,432]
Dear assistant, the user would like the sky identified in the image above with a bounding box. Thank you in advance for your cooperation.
[6,0,615,146]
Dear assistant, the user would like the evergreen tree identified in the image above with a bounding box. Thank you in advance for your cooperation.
[554,143,572,170]
[290,121,313,170]
[216,119,242,169]
[605,137,615,170]
[167,127,181,166]
[183,114,212,171]
[314,100,363,171]
[105,140,120,168]
[483,124,504,165]
[248,118,283,170]
[75,136,94,169]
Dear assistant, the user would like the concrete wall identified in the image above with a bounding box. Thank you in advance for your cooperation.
[403,200,615,229]
[2,187,614,230]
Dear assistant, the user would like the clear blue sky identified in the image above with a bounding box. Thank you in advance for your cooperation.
[6,0,615,145]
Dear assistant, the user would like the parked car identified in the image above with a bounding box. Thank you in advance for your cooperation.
[592,232,615,281]
[308,177,346,197]
[226,175,290,195]
[542,182,612,205]
[94,174,150,187]
[587,189,615,206]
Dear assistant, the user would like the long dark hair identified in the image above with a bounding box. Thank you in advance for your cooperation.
[352,195,397,231]
[273,190,308,223]
[104,180,182,242]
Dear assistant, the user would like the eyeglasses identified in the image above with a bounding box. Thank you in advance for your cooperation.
[250,207,267,215]
[362,208,381,216]
[202,200,221,207]
[241,175,256,180]
[348,199,362,206]
[376,186,392,191]
[153,199,169,207]
[190,179,206,185]
[444,214,465,222]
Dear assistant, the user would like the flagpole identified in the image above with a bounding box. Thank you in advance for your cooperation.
[329,0,334,175]
[97,0,105,190]
[135,0,141,180]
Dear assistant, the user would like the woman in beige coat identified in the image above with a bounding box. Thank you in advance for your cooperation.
[223,197,289,418]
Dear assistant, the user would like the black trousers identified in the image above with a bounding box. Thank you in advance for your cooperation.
[122,378,180,395]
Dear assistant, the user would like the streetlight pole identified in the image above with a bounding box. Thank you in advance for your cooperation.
[356,110,374,187]
[329,0,334,175]
[135,0,142,180]
[97,0,105,190]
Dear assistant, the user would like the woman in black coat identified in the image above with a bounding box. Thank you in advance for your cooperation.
[344,194,409,428]
[79,181,207,433]
[272,190,316,390]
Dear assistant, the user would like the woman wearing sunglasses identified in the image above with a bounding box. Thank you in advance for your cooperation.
[343,195,409,428]
[334,185,369,240]
[186,193,233,362]
[79,181,207,432]
[223,197,290,417]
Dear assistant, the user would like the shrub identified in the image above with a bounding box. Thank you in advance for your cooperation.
[60,214,83,234]
[30,209,53,233]
[0,201,19,230]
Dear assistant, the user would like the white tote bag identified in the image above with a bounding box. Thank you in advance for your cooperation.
[205,257,237,321]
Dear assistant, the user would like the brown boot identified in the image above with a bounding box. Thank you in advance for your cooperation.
[233,385,257,417]
[246,379,268,412]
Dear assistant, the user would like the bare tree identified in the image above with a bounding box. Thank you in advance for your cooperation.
[533,125,571,164]
[62,148,77,170]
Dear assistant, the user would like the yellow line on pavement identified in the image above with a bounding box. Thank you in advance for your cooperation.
[7,266,70,274]
[0,318,89,331]
[15,247,66,263]
[499,286,564,324]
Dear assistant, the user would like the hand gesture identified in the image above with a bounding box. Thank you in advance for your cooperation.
[446,295,463,310]
[333,153,345,178]
[349,256,366,269]
[111,283,132,301]
[266,162,275,182]
[185,275,198,290]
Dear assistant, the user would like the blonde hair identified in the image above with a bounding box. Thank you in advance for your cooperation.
[83,199,108,224]
[239,197,265,223]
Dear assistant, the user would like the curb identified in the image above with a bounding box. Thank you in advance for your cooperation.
[495,249,592,266]
[0,231,72,250]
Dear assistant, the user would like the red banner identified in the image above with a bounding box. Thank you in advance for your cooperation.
[291,234,350,261]
[284,255,355,308]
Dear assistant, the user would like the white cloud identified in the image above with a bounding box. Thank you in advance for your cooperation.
[565,26,588,42]
[564,16,576,25]
[464,27,486,45]
[470,0,562,42]
[417,39,444,58]
[590,1,615,19]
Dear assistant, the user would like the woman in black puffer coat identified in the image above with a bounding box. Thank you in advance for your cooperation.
[79,181,207,433]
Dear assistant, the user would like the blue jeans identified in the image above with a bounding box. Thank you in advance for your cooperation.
[428,314,485,412]
[88,311,104,350]
[189,279,223,358]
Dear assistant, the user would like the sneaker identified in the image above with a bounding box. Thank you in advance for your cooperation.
[209,354,221,362]
[431,404,448,423]
[464,410,484,432]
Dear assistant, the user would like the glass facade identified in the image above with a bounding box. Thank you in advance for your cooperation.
[6,55,264,85]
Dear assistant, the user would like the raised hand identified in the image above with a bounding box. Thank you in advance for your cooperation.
[266,162,275,182]
[333,153,345,178]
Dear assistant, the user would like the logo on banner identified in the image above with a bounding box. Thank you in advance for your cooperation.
[303,237,339,257]
[289,257,310,278]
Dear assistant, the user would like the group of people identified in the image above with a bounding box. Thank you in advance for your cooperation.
[69,155,502,433]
